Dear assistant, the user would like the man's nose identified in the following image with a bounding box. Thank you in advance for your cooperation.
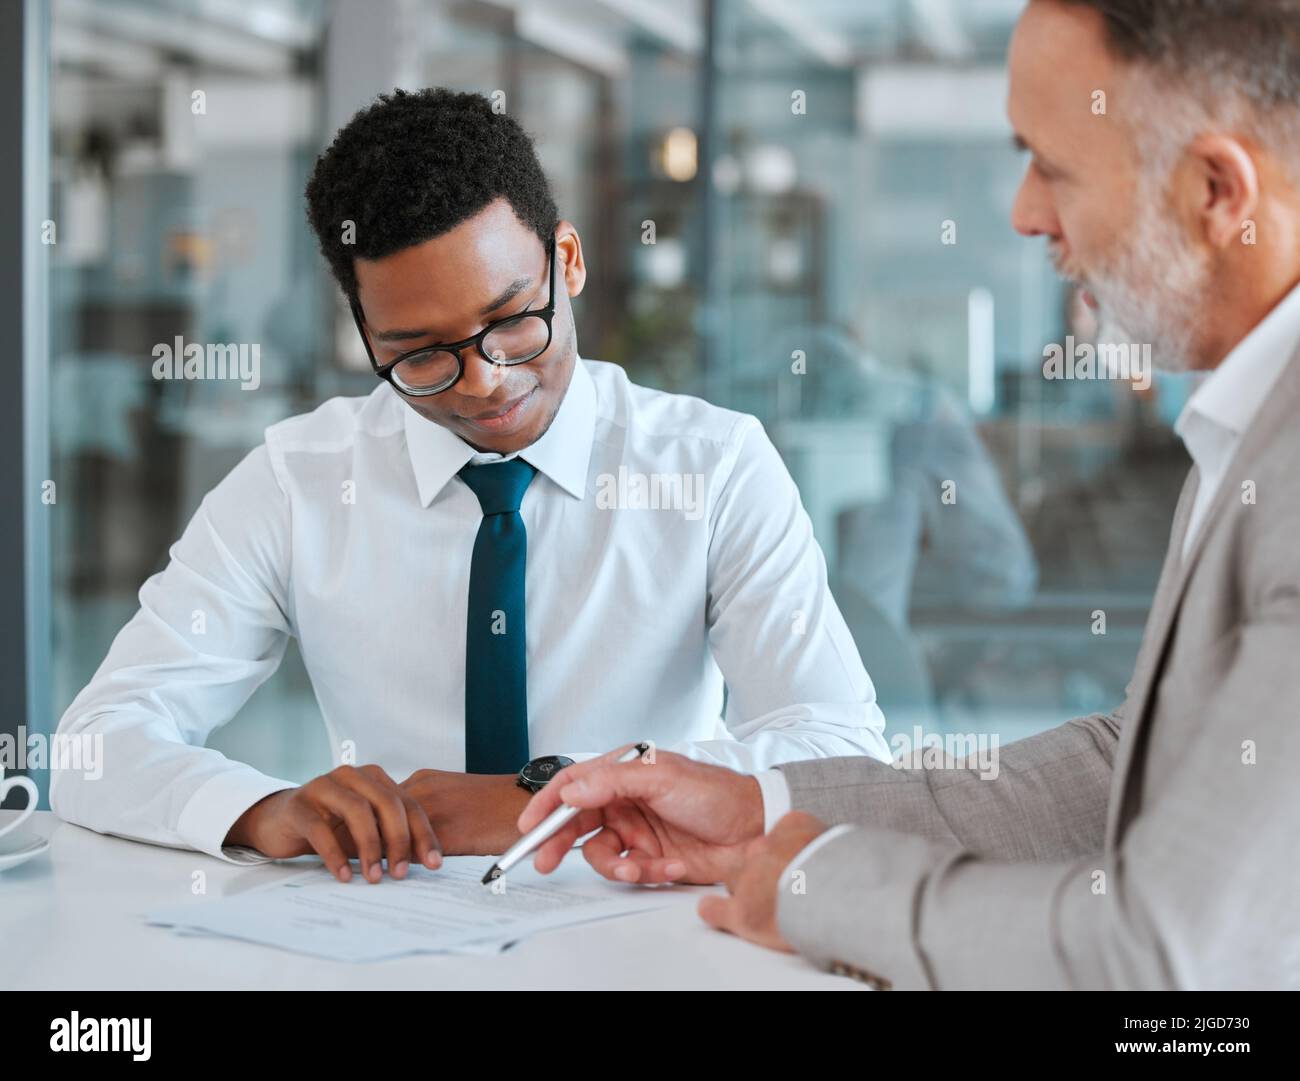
[1010,167,1056,239]
[456,350,511,398]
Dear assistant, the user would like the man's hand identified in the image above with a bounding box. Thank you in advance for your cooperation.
[517,748,766,885]
[399,770,532,855]
[697,811,829,952]
[224,763,443,883]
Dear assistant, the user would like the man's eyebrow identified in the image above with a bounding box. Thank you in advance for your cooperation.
[1013,132,1068,177]
[372,324,436,343]
[369,274,537,343]
[479,275,533,316]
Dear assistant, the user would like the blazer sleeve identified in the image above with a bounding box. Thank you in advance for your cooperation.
[777,704,1122,862]
[775,581,1300,989]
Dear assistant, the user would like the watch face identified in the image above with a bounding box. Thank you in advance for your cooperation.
[521,755,574,789]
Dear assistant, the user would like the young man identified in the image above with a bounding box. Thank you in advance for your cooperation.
[520,0,1300,990]
[51,89,888,882]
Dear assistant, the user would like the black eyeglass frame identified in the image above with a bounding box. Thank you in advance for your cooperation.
[349,234,557,396]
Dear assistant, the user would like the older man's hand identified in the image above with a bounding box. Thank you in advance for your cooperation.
[697,811,830,952]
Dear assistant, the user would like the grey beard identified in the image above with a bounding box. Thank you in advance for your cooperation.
[1092,281,1202,374]
[1085,172,1211,373]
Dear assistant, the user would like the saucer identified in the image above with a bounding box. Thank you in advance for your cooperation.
[0,831,49,872]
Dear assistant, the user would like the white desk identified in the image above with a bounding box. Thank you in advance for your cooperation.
[1,811,859,990]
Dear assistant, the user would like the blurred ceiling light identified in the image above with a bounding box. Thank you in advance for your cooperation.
[660,127,698,182]
[712,154,742,195]
[906,0,974,61]
[52,24,163,80]
[859,65,1011,139]
[968,287,996,415]
[506,1,629,78]
[766,236,803,285]
[745,0,855,67]
[193,0,320,49]
[642,237,686,288]
[593,0,702,54]
[55,0,295,75]
[744,144,797,195]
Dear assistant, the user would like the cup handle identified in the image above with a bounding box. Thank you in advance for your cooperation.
[0,776,38,840]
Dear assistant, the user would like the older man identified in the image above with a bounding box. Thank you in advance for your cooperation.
[520,0,1300,990]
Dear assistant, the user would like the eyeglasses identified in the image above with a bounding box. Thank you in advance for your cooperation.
[350,235,557,396]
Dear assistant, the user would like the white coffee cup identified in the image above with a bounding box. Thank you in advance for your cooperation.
[0,768,38,842]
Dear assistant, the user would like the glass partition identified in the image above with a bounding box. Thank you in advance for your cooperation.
[33,0,1191,799]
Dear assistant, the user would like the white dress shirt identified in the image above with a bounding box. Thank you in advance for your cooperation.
[52,358,889,863]
[1174,279,1300,555]
[757,279,1300,871]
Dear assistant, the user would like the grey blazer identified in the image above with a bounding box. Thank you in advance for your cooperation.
[774,346,1300,990]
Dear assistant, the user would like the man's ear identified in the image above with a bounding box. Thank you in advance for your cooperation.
[556,223,587,299]
[1187,132,1260,249]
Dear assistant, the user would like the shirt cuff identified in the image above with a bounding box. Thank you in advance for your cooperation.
[175,768,300,864]
[755,768,793,833]
[788,823,854,867]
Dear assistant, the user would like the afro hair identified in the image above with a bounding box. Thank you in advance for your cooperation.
[305,88,559,300]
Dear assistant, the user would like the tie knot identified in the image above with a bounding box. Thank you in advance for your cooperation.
[458,458,537,515]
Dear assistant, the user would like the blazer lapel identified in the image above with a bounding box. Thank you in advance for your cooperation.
[1105,342,1300,848]
[1103,468,1197,847]
[1107,472,1196,852]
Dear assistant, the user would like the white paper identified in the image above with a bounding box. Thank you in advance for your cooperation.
[145,855,685,962]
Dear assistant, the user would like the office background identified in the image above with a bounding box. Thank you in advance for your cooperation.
[6,0,1194,808]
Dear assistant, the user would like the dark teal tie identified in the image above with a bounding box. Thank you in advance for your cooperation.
[459,458,537,774]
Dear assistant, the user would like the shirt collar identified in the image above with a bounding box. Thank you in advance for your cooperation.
[1175,279,1300,446]
[402,356,596,507]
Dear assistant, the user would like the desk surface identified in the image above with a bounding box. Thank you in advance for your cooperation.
[1,811,856,990]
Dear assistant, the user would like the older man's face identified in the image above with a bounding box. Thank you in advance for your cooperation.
[1007,0,1212,370]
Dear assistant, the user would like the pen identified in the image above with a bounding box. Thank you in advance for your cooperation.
[481,742,651,885]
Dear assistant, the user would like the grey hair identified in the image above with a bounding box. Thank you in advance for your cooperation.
[1056,1,1300,179]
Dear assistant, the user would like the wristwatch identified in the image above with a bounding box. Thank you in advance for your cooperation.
[516,755,575,793]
